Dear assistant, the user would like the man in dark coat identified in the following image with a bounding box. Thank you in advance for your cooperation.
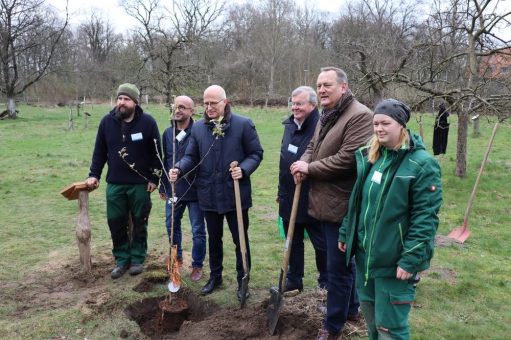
[160,95,206,282]
[291,67,374,339]
[86,83,161,279]
[278,86,327,292]
[169,85,263,300]
[432,102,450,156]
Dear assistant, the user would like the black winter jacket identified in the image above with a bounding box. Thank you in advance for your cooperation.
[88,106,161,185]
[176,106,263,214]
[278,108,319,223]
[159,119,198,201]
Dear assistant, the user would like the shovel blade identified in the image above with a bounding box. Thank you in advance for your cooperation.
[239,274,249,308]
[447,226,471,243]
[267,286,284,335]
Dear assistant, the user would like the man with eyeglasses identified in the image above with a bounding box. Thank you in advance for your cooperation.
[160,95,206,282]
[278,86,327,293]
[169,85,263,300]
[290,67,373,340]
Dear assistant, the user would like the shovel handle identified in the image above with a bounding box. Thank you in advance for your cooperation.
[462,122,498,229]
[231,161,249,273]
[280,181,302,292]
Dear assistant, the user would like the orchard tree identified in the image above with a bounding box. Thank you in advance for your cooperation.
[0,0,68,118]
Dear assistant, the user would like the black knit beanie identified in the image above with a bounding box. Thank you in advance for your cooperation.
[117,83,140,104]
[374,99,411,127]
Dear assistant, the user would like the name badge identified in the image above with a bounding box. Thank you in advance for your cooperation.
[287,144,298,154]
[176,130,187,142]
[371,171,382,184]
[131,132,143,141]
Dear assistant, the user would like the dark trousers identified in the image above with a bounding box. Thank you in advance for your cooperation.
[283,219,327,288]
[204,210,251,286]
[106,183,152,266]
[322,221,360,334]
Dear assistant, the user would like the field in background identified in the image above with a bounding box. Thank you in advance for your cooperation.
[0,104,509,339]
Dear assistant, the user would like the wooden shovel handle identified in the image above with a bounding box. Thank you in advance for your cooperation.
[462,122,499,228]
[230,161,249,273]
[280,181,302,291]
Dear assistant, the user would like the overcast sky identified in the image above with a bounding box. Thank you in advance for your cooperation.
[48,0,344,34]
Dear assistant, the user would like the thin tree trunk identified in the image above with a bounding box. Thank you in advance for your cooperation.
[455,110,468,177]
[473,116,480,137]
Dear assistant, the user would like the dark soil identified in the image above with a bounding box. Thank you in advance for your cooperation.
[125,284,366,340]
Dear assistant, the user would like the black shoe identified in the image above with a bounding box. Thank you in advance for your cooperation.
[201,277,222,295]
[111,265,128,279]
[237,287,250,301]
[284,282,303,292]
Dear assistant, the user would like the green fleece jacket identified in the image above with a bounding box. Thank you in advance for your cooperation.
[339,131,442,282]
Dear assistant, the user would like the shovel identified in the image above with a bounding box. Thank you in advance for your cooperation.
[267,181,302,335]
[231,161,250,308]
[448,121,499,243]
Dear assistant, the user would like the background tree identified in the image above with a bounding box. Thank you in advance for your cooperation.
[0,0,68,118]
[125,0,223,104]
[388,0,511,177]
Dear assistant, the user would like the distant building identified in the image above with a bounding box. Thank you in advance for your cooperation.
[480,48,511,79]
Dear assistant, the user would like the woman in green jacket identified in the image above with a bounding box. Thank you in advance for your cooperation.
[338,99,442,340]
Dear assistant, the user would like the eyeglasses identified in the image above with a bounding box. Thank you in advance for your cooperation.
[203,99,223,108]
[175,105,192,111]
[291,102,307,107]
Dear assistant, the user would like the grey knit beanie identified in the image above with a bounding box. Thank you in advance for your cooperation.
[117,83,140,104]
[374,99,411,127]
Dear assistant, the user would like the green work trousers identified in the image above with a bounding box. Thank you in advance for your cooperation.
[356,260,416,339]
[106,183,152,266]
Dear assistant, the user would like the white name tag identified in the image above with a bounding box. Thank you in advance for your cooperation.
[287,144,298,154]
[176,130,187,142]
[131,132,143,141]
[371,171,382,184]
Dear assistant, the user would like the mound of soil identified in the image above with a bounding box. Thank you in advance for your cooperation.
[125,287,366,340]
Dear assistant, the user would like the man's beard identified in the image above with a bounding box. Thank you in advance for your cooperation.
[115,105,135,120]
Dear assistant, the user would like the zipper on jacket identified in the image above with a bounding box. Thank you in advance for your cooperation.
[399,223,404,248]
[365,149,389,285]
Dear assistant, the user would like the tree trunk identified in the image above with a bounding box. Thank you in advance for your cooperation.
[7,97,18,119]
[265,64,275,108]
[76,190,92,273]
[473,116,480,137]
[455,110,468,177]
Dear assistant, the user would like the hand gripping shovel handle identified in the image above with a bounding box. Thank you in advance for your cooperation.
[231,161,249,307]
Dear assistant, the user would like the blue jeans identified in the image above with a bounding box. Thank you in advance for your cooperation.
[322,221,360,334]
[165,200,206,268]
[283,219,327,289]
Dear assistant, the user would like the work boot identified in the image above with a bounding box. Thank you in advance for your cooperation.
[190,267,203,282]
[129,263,144,276]
[201,277,222,295]
[316,328,339,340]
[111,265,128,279]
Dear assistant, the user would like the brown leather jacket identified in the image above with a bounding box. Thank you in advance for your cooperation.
[301,97,373,223]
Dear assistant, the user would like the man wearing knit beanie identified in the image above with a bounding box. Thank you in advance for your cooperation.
[117,83,140,104]
[86,82,162,279]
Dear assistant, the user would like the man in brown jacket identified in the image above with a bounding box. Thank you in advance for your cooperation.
[291,67,373,340]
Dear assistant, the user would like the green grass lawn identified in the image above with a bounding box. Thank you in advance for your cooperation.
[0,104,509,339]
